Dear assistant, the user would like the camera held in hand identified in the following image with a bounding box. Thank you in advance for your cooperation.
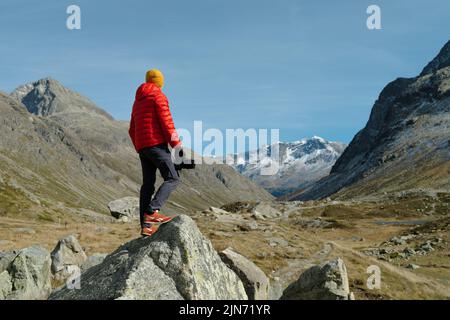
[174,159,196,171]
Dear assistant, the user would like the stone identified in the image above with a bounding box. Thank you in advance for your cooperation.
[406,264,420,270]
[252,212,266,221]
[252,202,281,219]
[0,246,52,300]
[0,271,12,300]
[239,221,259,231]
[391,237,406,245]
[50,235,87,282]
[219,247,270,300]
[267,237,289,247]
[81,253,108,272]
[108,197,139,220]
[209,207,229,215]
[403,248,416,256]
[281,258,354,300]
[419,242,434,252]
[50,215,248,300]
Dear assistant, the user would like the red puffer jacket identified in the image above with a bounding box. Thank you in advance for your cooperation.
[129,83,181,152]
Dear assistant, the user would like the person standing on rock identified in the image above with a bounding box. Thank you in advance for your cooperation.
[129,69,183,237]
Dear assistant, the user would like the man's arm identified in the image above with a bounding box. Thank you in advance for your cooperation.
[154,93,181,148]
[129,113,136,148]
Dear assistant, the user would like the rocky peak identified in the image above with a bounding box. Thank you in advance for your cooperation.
[291,39,450,200]
[420,40,450,76]
[10,77,113,120]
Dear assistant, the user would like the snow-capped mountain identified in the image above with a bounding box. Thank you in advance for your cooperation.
[228,136,347,197]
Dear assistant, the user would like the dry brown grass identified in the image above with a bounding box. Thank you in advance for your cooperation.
[0,196,448,300]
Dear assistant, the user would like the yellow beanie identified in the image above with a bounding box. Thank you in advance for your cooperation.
[146,69,164,88]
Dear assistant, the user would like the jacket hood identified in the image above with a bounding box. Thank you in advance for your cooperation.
[135,82,161,101]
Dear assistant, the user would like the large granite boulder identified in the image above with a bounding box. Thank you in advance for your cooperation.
[81,253,108,272]
[219,247,270,300]
[251,202,281,219]
[108,197,139,221]
[50,235,87,283]
[281,258,354,300]
[50,215,248,300]
[0,246,52,300]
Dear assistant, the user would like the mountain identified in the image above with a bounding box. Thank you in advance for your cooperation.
[288,40,450,201]
[0,78,272,220]
[228,137,346,196]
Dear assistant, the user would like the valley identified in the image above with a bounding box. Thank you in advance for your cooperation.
[0,40,449,300]
[0,193,448,299]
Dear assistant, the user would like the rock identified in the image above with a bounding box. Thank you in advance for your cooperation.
[108,197,139,220]
[239,221,259,231]
[219,247,270,300]
[51,235,87,282]
[118,216,131,223]
[406,264,420,270]
[281,258,354,300]
[391,237,406,245]
[50,215,248,300]
[209,207,229,215]
[403,248,416,256]
[0,271,12,300]
[252,211,266,221]
[267,237,289,247]
[251,202,281,219]
[297,218,333,229]
[419,242,434,252]
[81,253,108,272]
[0,246,52,300]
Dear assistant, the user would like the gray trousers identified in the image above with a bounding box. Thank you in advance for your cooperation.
[139,143,180,227]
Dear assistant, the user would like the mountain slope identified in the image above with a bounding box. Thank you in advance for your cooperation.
[289,40,450,201]
[0,79,272,219]
[229,137,346,196]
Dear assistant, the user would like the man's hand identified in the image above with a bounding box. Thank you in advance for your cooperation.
[173,144,184,165]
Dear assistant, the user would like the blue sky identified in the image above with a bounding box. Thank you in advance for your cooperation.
[0,0,449,150]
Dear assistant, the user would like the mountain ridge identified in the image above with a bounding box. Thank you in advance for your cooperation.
[229,136,346,196]
[0,78,273,220]
[289,40,450,201]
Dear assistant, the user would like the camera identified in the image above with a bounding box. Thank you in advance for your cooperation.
[174,159,196,171]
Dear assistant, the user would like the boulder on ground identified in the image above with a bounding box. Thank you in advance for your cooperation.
[108,197,139,221]
[281,258,354,300]
[50,215,248,300]
[51,235,87,282]
[81,253,108,272]
[0,270,12,299]
[219,247,270,300]
[0,246,52,300]
[251,202,281,219]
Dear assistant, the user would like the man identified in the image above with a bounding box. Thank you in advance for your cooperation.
[129,69,183,237]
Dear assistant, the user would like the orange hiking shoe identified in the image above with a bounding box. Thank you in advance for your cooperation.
[143,210,173,224]
[141,224,158,237]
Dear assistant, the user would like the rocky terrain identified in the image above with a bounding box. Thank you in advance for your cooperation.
[1,197,448,300]
[229,137,346,197]
[288,40,450,201]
